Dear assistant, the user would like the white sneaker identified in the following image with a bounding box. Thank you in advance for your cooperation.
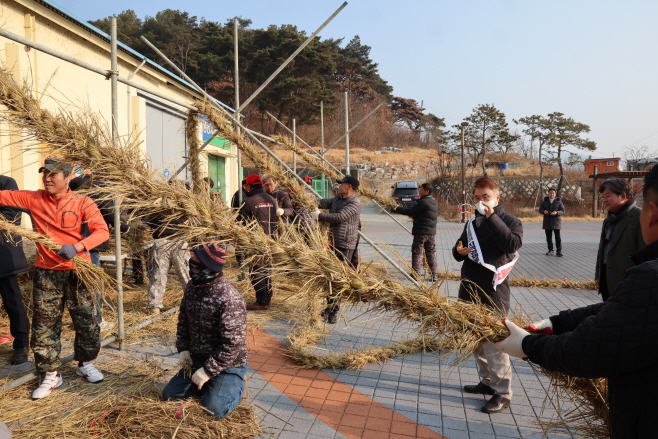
[32,371,62,399]
[99,321,115,331]
[76,362,104,383]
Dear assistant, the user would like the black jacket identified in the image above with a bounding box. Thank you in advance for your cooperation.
[539,197,565,230]
[522,240,658,438]
[395,194,438,236]
[70,176,129,251]
[231,188,247,209]
[0,176,26,278]
[239,188,277,239]
[452,204,523,313]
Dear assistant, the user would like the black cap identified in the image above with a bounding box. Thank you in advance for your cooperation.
[38,157,73,175]
[336,175,360,189]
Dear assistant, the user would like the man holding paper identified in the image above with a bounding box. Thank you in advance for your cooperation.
[452,176,523,414]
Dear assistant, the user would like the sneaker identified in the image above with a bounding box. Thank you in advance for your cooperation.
[76,362,104,383]
[327,310,339,324]
[149,308,161,316]
[99,321,115,331]
[11,346,29,365]
[556,252,563,257]
[32,371,62,399]
[546,251,554,256]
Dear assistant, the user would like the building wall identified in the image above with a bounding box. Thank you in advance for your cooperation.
[585,159,620,175]
[0,0,238,206]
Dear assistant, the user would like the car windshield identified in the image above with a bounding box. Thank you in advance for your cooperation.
[394,188,418,196]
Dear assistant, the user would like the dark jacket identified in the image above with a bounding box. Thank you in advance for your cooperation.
[176,275,248,377]
[452,204,523,314]
[271,190,293,218]
[539,197,565,230]
[318,194,361,250]
[0,176,26,278]
[395,194,438,236]
[69,176,129,251]
[523,240,658,438]
[239,188,277,239]
[595,202,645,295]
[231,188,247,209]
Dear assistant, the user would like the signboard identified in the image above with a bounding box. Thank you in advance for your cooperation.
[200,115,232,150]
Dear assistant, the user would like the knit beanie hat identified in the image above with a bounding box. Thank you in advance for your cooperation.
[192,243,226,273]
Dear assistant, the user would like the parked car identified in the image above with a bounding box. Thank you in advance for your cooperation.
[391,181,420,208]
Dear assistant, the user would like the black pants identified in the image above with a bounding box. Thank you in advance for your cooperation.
[250,264,272,306]
[545,229,562,252]
[327,247,355,312]
[0,275,29,349]
[599,264,610,302]
[132,252,145,283]
[350,238,360,270]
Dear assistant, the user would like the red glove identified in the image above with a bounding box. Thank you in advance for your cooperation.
[528,319,554,335]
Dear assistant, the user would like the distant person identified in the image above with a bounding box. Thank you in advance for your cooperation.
[595,179,645,301]
[540,188,565,257]
[452,176,523,414]
[332,184,340,197]
[313,176,361,323]
[393,183,439,281]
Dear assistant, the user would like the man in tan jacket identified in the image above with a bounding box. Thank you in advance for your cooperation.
[595,179,646,301]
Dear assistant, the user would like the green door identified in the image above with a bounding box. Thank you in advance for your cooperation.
[208,155,226,201]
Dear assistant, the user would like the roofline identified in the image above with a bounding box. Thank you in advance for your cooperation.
[34,0,235,112]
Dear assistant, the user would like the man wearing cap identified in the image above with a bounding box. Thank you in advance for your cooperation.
[263,175,293,224]
[239,174,277,310]
[0,158,109,399]
[313,175,361,323]
[163,243,248,419]
[231,178,248,210]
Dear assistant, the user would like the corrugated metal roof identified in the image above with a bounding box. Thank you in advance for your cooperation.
[34,0,235,112]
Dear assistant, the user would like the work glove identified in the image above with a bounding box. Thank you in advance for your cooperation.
[191,367,211,390]
[528,319,554,335]
[178,350,193,368]
[276,208,285,217]
[390,206,397,213]
[310,209,320,220]
[56,244,78,260]
[493,318,530,359]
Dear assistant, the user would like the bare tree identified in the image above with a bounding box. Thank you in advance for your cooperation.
[624,145,653,170]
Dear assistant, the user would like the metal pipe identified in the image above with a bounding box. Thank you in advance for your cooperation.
[321,101,325,197]
[235,19,242,206]
[592,165,598,217]
[110,17,125,351]
[0,27,198,112]
[344,92,350,176]
[0,306,181,394]
[292,118,297,174]
[460,122,468,223]
[233,2,348,115]
[317,102,385,155]
[266,111,319,157]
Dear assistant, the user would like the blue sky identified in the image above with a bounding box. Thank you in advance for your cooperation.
[54,0,658,159]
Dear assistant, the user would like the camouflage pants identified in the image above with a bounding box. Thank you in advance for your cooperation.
[32,268,100,373]
[411,234,438,276]
[147,240,190,309]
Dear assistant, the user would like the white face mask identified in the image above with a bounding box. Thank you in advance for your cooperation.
[475,200,495,216]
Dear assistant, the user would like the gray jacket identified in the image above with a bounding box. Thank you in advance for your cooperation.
[595,202,646,296]
[318,194,361,249]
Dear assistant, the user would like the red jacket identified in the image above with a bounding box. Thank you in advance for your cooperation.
[0,189,109,270]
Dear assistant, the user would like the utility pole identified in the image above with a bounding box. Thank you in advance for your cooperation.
[321,101,325,196]
[234,18,242,206]
[461,121,469,223]
[344,91,350,176]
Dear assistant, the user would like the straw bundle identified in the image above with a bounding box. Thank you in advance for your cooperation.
[186,109,205,197]
[271,134,397,210]
[0,68,608,437]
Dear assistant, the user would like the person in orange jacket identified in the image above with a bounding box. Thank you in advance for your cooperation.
[0,158,109,399]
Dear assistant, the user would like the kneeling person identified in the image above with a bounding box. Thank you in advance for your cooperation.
[163,243,248,419]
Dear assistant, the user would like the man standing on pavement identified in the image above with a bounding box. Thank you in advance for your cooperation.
[239,174,277,311]
[493,166,658,438]
[313,175,361,324]
[263,175,293,224]
[452,176,523,414]
[0,158,109,399]
[163,243,248,419]
[540,188,565,257]
[595,179,645,301]
[0,175,29,365]
[393,183,439,281]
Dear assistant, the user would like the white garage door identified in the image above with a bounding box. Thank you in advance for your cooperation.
[144,97,188,180]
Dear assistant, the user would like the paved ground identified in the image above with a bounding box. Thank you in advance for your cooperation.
[359,205,602,282]
[0,208,603,438]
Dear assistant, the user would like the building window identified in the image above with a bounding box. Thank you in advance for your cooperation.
[607,161,614,166]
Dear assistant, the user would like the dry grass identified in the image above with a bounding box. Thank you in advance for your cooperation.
[436,271,596,291]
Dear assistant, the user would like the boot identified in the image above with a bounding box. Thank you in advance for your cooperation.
[10,346,29,365]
